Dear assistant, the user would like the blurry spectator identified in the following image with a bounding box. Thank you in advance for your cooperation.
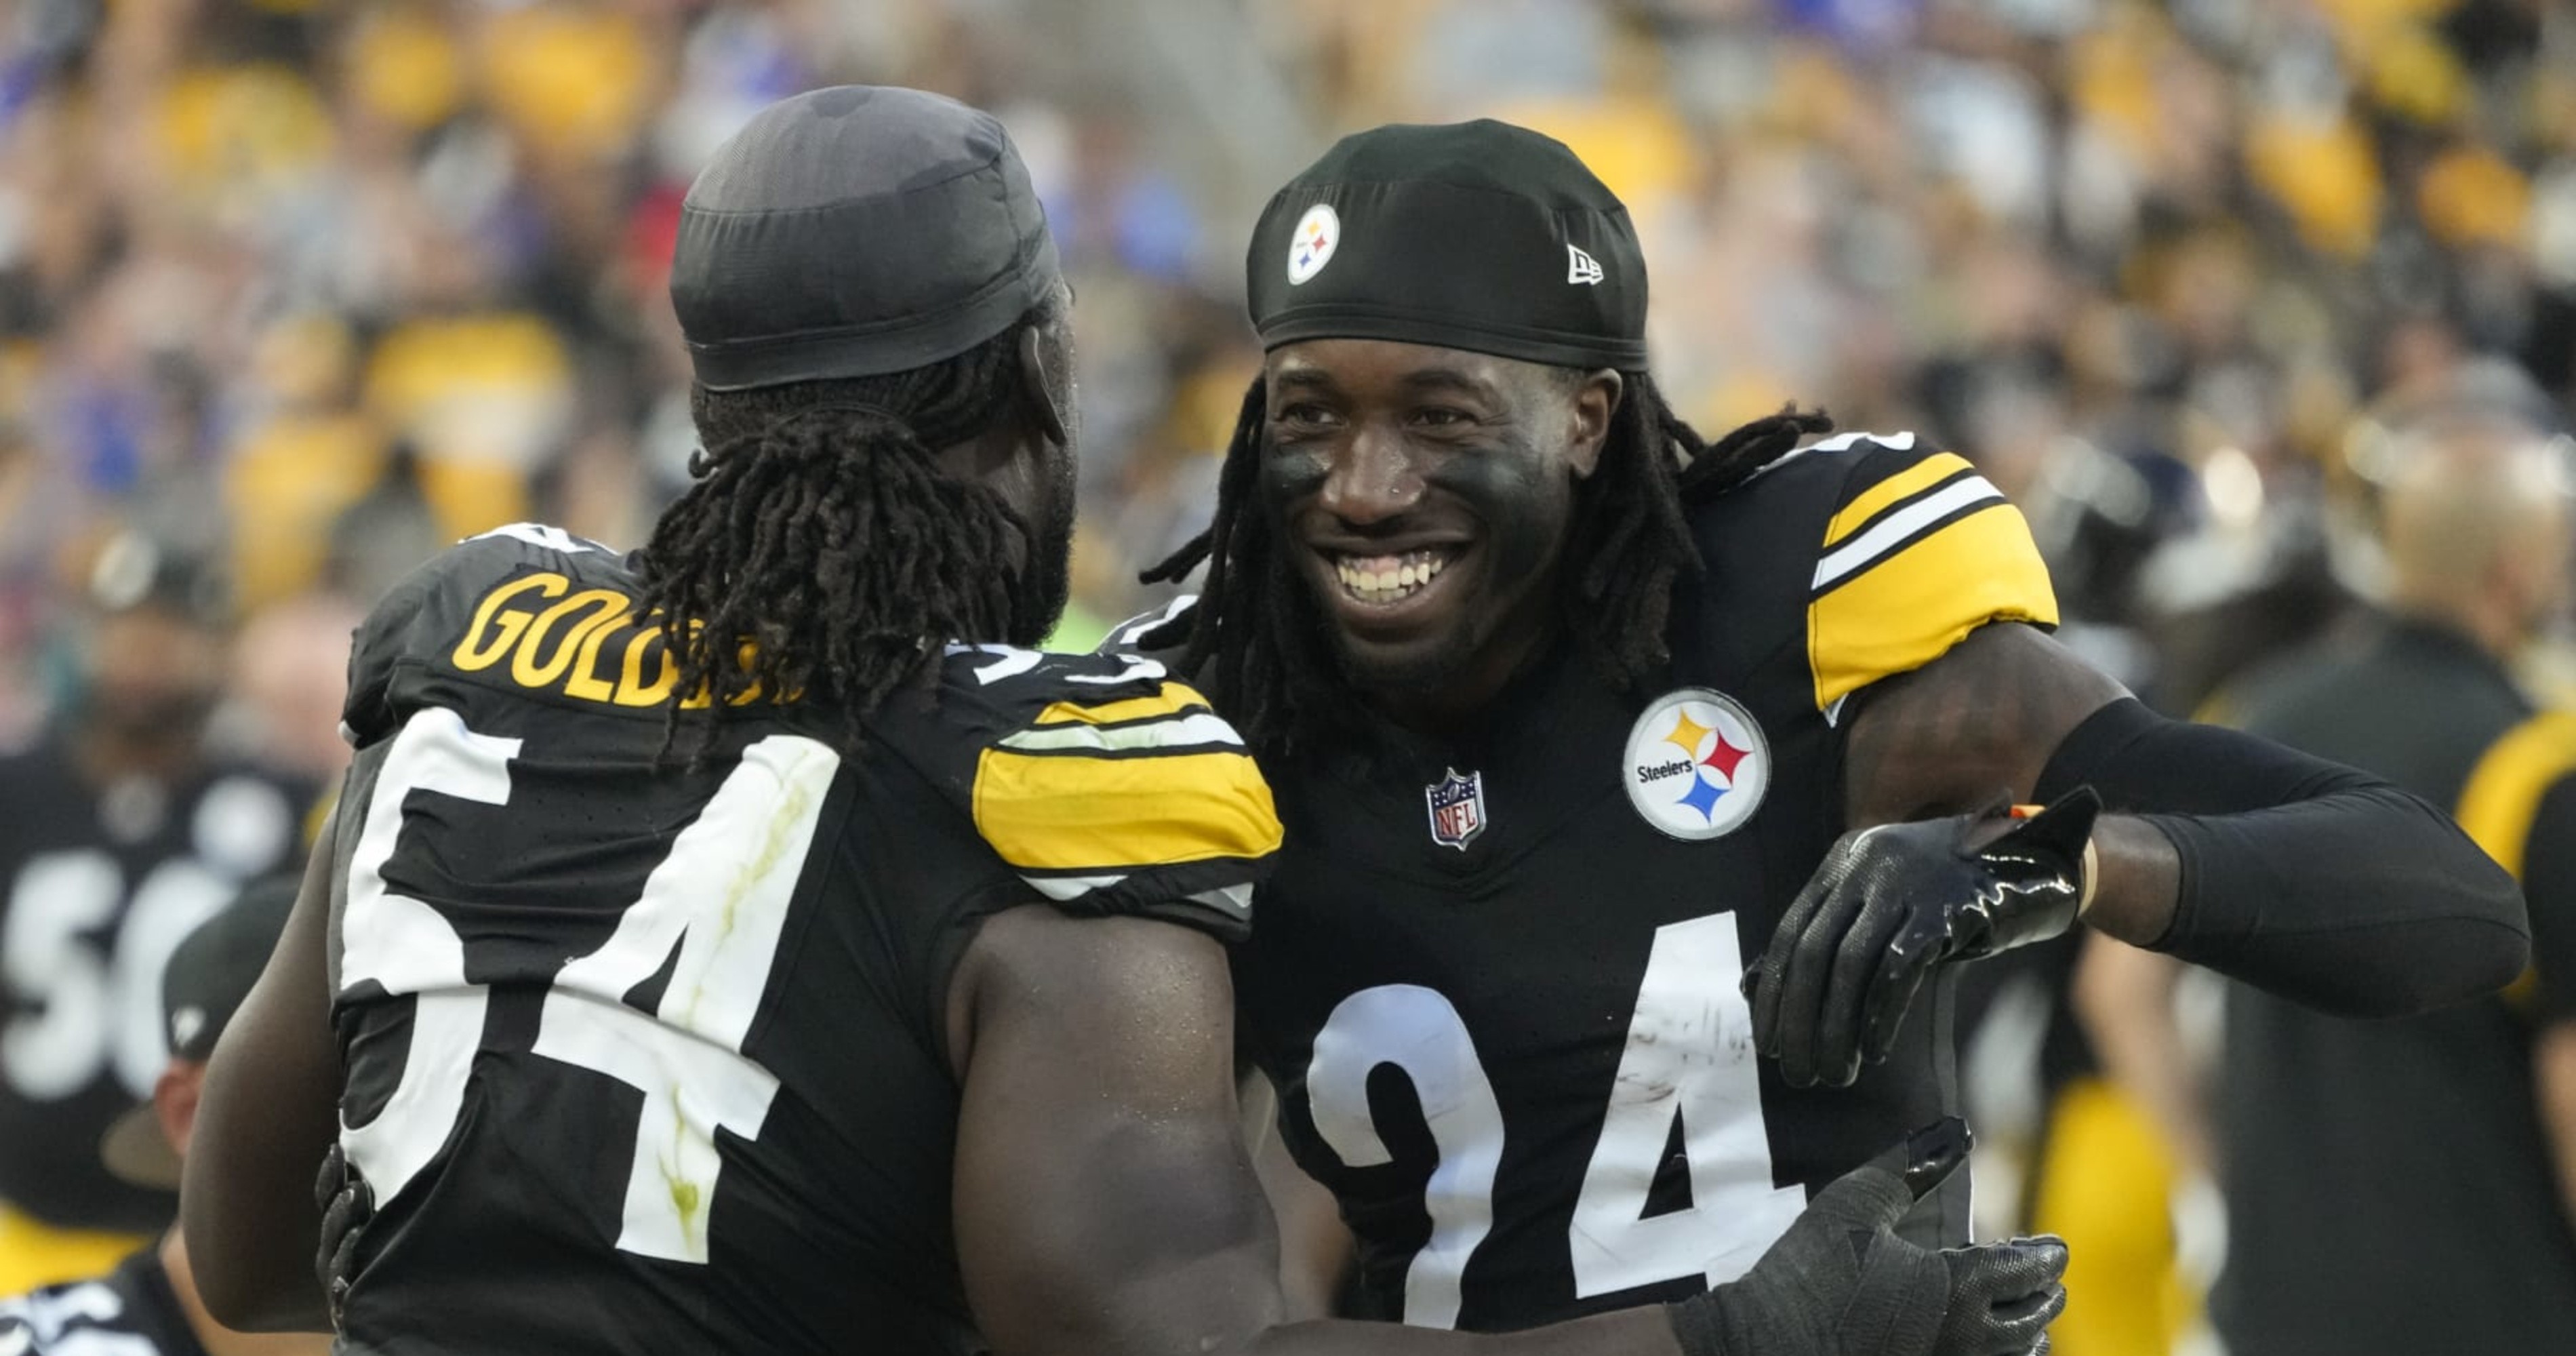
[0,875,325,1356]
[2084,369,2576,1355]
[0,536,310,1294]
[218,590,361,787]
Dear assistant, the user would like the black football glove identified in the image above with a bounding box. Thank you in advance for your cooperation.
[1667,1119,2068,1356]
[314,1142,375,1330]
[1748,789,2101,1088]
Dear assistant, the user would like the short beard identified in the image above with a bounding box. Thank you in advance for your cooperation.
[1005,458,1079,648]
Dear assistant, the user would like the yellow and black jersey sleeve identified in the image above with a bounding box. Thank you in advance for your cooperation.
[933,647,1280,942]
[1806,437,2059,713]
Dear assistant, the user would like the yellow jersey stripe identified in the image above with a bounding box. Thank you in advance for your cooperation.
[2453,710,2576,879]
[1824,452,1977,549]
[1808,503,2059,711]
[2451,710,2576,1010]
[973,747,1283,872]
[1032,681,1211,727]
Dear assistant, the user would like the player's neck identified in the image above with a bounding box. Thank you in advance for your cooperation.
[2387,593,2524,667]
[159,1232,329,1356]
[1369,610,1560,738]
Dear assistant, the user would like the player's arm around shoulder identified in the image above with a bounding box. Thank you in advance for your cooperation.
[1763,435,2521,1078]
[182,807,340,1332]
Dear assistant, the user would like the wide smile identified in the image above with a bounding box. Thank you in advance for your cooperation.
[1314,543,1471,629]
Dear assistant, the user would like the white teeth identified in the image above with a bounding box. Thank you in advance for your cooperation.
[1331,548,1457,603]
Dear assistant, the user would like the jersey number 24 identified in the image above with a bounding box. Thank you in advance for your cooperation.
[336,706,839,1264]
[1304,914,1806,1328]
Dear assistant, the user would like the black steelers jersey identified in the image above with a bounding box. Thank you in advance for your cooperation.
[0,1246,208,1356]
[0,740,307,1234]
[1225,434,2057,1332]
[326,523,1278,1356]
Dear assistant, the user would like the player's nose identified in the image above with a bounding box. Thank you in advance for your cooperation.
[1317,422,1424,526]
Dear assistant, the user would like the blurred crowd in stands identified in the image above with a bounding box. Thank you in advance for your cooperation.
[2,0,2571,745]
[1,2,2572,1352]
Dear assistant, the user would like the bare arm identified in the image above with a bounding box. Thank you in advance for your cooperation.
[182,807,341,1332]
[1243,1073,1355,1322]
[1840,623,2175,943]
[2537,1026,2576,1230]
[948,905,1676,1356]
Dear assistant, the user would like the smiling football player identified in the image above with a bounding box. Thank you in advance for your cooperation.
[1136,118,2528,1338]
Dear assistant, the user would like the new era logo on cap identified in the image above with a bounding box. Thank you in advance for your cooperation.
[1567,243,1604,285]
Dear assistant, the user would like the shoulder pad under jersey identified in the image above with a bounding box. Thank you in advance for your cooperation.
[900,644,1278,942]
[341,523,630,748]
[1718,431,2059,721]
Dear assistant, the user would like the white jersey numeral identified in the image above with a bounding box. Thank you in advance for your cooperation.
[338,708,518,1205]
[337,706,839,1264]
[1300,911,1792,1327]
[1568,913,1805,1295]
[3,853,234,1101]
[529,736,838,1262]
[1306,986,1504,1329]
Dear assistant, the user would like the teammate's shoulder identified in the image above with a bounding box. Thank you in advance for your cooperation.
[1707,430,2059,715]
[344,523,642,746]
[900,642,1278,940]
[357,523,630,639]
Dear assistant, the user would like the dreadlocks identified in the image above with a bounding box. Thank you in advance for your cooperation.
[1140,373,1830,757]
[635,296,1071,756]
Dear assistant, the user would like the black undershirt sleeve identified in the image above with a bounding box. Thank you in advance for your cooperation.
[2034,698,2530,1018]
[2520,777,2576,1026]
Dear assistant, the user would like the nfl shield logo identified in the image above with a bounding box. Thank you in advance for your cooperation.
[1424,767,1487,850]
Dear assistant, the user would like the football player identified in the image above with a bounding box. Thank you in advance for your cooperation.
[1133,119,2528,1334]
[0,540,310,1294]
[1,877,323,1356]
[178,89,2064,1356]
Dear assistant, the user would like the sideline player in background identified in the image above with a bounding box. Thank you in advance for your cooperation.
[180,87,2065,1356]
[0,542,310,1294]
[1,876,323,1356]
[1134,119,2526,1334]
[2081,368,2576,1354]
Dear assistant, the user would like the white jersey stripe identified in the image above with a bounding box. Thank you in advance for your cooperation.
[1810,475,2004,591]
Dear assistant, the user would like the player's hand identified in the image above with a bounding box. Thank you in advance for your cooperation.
[1668,1119,2068,1356]
[314,1142,374,1329]
[1748,789,2100,1088]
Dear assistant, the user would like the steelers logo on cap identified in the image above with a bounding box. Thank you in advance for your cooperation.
[1286,204,1340,285]
[1624,687,1769,841]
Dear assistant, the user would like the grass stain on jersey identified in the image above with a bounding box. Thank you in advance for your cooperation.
[664,1095,704,1251]
[676,745,823,1033]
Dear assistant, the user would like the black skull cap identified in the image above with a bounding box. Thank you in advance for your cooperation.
[1247,119,1649,370]
[671,85,1063,391]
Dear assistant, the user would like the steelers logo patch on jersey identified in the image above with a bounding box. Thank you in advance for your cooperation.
[1286,204,1340,285]
[1624,687,1769,841]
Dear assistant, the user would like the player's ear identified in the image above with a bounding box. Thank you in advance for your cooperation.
[156,1062,205,1159]
[1566,368,1622,480]
[1017,325,1070,450]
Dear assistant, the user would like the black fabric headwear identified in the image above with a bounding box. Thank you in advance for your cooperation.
[1247,120,1648,370]
[671,85,1062,391]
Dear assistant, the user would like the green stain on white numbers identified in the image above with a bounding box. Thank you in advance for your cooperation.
[678,746,822,1033]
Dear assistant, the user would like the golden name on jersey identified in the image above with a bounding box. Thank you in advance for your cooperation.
[450,571,784,708]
